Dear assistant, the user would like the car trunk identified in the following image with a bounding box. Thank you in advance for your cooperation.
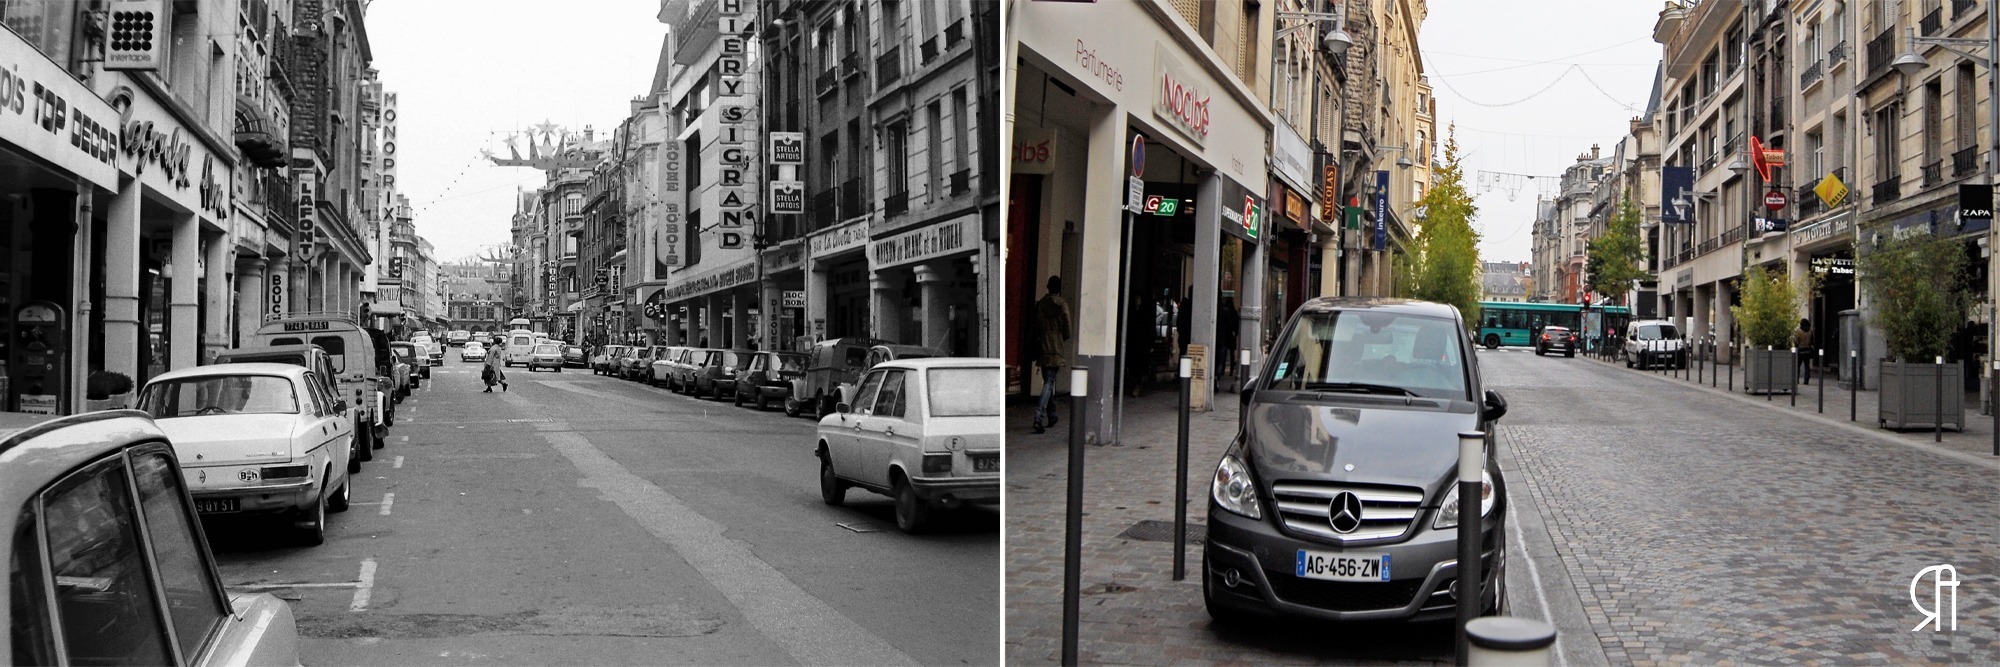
[156,414,304,466]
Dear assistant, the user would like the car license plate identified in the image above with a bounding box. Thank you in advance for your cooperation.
[195,498,240,514]
[972,455,999,472]
[1296,550,1389,582]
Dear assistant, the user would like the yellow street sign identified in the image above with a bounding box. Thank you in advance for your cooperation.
[1815,172,1849,208]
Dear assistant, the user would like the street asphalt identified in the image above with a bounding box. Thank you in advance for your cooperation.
[204,354,999,666]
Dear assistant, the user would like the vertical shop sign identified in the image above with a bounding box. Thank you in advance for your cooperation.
[656,123,684,274]
[297,170,318,259]
[1373,170,1388,251]
[716,0,759,250]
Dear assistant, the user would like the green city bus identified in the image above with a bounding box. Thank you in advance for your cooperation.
[1476,301,1631,350]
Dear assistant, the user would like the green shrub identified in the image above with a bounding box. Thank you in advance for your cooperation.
[86,370,133,400]
[1730,265,1807,349]
[1857,231,1969,362]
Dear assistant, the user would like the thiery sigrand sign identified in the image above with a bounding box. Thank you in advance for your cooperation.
[715,0,760,251]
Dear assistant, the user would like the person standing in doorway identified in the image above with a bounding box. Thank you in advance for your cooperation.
[1218,297,1239,383]
[1033,275,1071,434]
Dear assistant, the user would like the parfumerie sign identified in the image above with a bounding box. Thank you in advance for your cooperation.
[0,29,121,189]
[1153,44,1209,146]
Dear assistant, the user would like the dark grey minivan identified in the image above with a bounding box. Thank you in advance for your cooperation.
[1205,298,1510,624]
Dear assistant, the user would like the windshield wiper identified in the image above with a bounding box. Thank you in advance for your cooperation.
[1306,382,1421,397]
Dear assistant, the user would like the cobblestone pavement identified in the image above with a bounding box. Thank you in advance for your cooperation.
[1004,348,2000,665]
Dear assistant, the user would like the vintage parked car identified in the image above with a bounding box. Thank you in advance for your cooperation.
[410,341,435,378]
[788,337,891,419]
[735,350,809,410]
[666,347,711,392]
[864,344,948,371]
[460,340,488,362]
[448,330,471,347]
[563,345,589,368]
[1204,298,1510,625]
[593,344,631,375]
[247,313,393,448]
[137,364,357,545]
[648,346,686,388]
[0,410,305,666]
[622,345,657,381]
[816,357,1001,533]
[690,349,753,400]
[213,344,345,401]
[528,343,565,372]
[386,342,419,398]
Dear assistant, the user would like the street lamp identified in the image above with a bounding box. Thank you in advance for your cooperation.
[1377,145,1416,170]
[1894,13,2000,436]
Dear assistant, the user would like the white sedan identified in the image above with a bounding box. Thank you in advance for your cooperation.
[815,358,1000,533]
[460,341,488,362]
[136,363,354,546]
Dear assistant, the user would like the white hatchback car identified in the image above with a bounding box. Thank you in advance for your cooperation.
[815,358,1001,533]
[136,363,354,545]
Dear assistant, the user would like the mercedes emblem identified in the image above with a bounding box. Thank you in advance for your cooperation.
[1328,492,1364,534]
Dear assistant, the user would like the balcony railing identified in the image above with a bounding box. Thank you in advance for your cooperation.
[1700,153,1719,176]
[884,190,909,218]
[1922,7,1944,35]
[816,69,837,98]
[1956,0,1977,19]
[1923,159,1945,186]
[1720,225,1745,247]
[877,46,902,85]
[811,188,837,230]
[949,169,971,196]
[842,53,861,80]
[1797,183,1822,217]
[1829,40,1850,65]
[946,19,966,48]
[920,37,939,64]
[1872,179,1902,204]
[840,178,864,219]
[1867,29,1897,79]
[1954,145,1979,176]
[1800,60,1824,88]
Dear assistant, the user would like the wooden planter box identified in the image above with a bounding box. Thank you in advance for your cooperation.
[1879,361,1964,430]
[1743,348,1796,395]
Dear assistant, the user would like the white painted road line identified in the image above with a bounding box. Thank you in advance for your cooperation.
[393,455,405,469]
[235,581,364,590]
[1508,501,1568,667]
[378,492,395,516]
[349,558,377,612]
[397,435,410,442]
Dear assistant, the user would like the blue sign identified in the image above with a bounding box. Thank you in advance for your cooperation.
[1661,166,1695,223]
[1374,170,1389,251]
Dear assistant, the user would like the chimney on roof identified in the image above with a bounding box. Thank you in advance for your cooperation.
[1591,144,1600,159]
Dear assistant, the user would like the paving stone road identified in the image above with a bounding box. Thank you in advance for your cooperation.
[1004,346,2000,665]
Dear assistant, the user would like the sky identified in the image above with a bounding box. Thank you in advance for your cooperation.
[364,0,667,265]
[1418,0,1671,265]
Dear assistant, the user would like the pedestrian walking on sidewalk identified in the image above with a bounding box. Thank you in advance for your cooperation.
[483,344,509,392]
[1034,275,1071,434]
[1794,318,1814,384]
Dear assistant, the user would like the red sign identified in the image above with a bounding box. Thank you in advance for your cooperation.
[1751,135,1786,183]
[1764,189,1788,211]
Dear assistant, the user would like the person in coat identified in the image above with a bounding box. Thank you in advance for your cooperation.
[484,343,509,392]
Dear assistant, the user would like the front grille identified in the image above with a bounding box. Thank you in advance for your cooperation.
[1266,576,1427,612]
[1270,482,1425,542]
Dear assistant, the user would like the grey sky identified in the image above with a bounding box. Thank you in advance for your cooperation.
[1420,0,1669,265]
[365,0,665,264]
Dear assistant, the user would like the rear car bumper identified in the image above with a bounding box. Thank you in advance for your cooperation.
[1203,501,1504,622]
[188,476,320,515]
[909,476,1000,504]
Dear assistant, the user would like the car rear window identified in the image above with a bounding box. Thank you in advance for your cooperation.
[139,375,299,418]
[534,344,559,354]
[777,354,806,372]
[311,336,347,372]
[928,367,1001,417]
[842,346,869,368]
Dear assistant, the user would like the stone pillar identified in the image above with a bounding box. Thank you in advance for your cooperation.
[807,258,831,345]
[732,289,750,349]
[204,231,230,362]
[1318,232,1340,298]
[236,258,266,347]
[1715,279,1737,364]
[871,274,899,343]
[104,188,143,381]
[169,212,200,370]
[1075,105,1126,444]
[702,293,719,346]
[1240,236,1266,376]
[1188,174,1222,405]
[915,263,950,352]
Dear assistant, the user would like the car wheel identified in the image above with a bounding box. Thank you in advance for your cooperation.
[756,392,770,411]
[348,438,362,474]
[819,448,846,506]
[383,402,396,428]
[328,469,351,513]
[1483,334,1500,350]
[892,475,930,534]
[295,492,327,547]
[1535,347,1544,356]
[1565,351,1575,358]
[357,425,375,461]
[784,395,801,417]
[734,388,745,406]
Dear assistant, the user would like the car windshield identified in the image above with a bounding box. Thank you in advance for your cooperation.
[465,342,483,349]
[392,347,414,359]
[1265,310,1470,400]
[139,375,299,418]
[1543,327,1570,336]
[1635,324,1679,340]
[928,367,1001,417]
[776,354,806,372]
[534,344,559,354]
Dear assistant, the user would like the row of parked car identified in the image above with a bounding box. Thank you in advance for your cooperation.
[589,337,942,417]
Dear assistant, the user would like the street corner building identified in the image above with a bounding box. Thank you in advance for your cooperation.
[2,0,424,417]
[1005,0,1437,445]
[509,0,1001,360]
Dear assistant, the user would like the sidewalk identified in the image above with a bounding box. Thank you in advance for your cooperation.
[1581,348,2000,464]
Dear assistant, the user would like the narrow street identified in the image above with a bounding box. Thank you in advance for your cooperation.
[1003,346,1999,665]
[206,356,999,666]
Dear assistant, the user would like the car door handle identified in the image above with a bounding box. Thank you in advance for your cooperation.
[884,426,895,438]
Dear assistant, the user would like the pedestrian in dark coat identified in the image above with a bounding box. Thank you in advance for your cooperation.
[483,344,509,392]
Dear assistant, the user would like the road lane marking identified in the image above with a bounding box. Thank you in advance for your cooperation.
[501,394,915,665]
[234,581,364,590]
[393,455,404,468]
[1507,501,1567,667]
[398,435,410,442]
[349,558,377,612]
[378,492,395,515]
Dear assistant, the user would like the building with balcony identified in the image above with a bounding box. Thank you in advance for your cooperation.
[442,261,514,334]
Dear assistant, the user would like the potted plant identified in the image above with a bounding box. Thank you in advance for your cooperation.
[84,370,134,412]
[1730,265,1806,394]
[1857,231,1970,430]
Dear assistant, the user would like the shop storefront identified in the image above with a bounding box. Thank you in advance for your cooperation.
[869,214,981,354]
[806,222,872,345]
[759,241,808,351]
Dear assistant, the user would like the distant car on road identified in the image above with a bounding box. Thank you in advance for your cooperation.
[410,341,435,378]
[136,364,356,545]
[563,344,588,368]
[528,343,565,372]
[621,345,656,381]
[1535,325,1577,357]
[1624,319,1687,369]
[690,349,753,400]
[593,345,631,375]
[385,342,418,397]
[0,410,305,667]
[460,341,488,362]
[448,330,471,347]
[788,337,890,419]
[736,351,808,410]
[816,357,1001,533]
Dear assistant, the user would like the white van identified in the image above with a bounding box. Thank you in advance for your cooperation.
[503,329,538,367]
[1624,319,1687,370]
[247,314,393,449]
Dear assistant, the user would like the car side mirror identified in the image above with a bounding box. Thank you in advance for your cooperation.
[835,402,851,414]
[1482,390,1508,423]
[334,400,349,413]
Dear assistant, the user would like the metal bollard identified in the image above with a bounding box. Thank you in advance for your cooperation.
[1728,345,1735,393]
[1937,356,1945,443]
[1992,361,1999,457]
[1790,347,1797,407]
[1062,367,1089,667]
[1818,349,1826,414]
[1456,431,1487,666]
[1766,346,1774,402]
[1467,617,1559,667]
[1850,350,1858,422]
[1174,357,1192,581]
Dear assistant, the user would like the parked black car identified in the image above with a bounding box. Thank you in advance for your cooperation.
[1205,297,1509,625]
[735,351,809,410]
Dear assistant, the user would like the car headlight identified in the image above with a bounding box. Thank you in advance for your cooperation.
[1210,454,1262,520]
[1433,468,1496,530]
